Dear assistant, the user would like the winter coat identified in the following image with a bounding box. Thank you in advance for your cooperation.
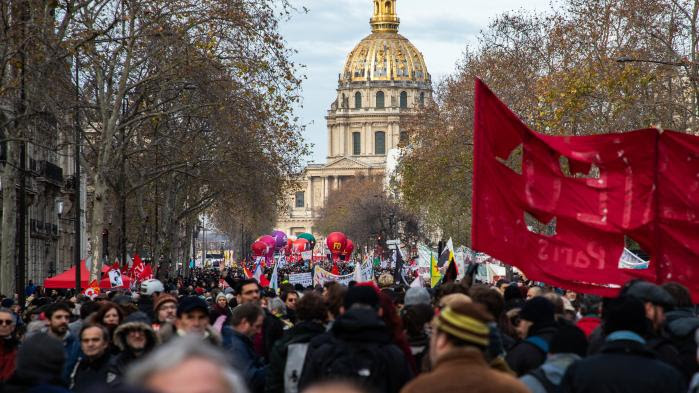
[106,321,160,386]
[400,347,530,393]
[225,329,267,393]
[26,328,81,383]
[2,377,71,393]
[0,337,18,381]
[298,307,412,393]
[520,353,580,393]
[505,324,558,376]
[265,320,326,393]
[69,352,114,393]
[664,307,699,380]
[576,316,601,338]
[559,338,686,393]
[254,310,284,362]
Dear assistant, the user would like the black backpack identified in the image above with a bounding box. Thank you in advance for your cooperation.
[319,338,393,391]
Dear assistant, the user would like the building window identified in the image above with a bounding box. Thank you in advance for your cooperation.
[400,131,408,143]
[400,91,407,108]
[353,132,361,155]
[355,92,362,109]
[375,131,385,155]
[419,92,425,106]
[295,191,304,208]
[376,91,384,108]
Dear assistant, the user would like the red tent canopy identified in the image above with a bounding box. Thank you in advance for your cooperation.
[44,261,130,289]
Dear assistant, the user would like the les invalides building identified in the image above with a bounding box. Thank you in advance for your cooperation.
[275,0,432,238]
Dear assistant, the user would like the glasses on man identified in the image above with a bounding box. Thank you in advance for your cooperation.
[0,319,14,326]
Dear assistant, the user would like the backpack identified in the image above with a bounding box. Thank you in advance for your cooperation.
[284,342,310,393]
[318,338,393,391]
[527,367,559,393]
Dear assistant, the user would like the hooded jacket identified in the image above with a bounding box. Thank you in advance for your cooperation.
[106,321,160,386]
[664,307,699,380]
[157,321,222,347]
[298,307,412,393]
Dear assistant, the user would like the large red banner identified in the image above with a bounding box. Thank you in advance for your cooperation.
[472,79,699,300]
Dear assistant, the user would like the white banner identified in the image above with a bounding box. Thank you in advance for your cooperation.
[313,261,374,286]
[289,272,313,288]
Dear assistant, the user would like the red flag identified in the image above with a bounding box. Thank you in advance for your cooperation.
[139,264,153,281]
[130,254,144,278]
[83,280,100,299]
[472,79,699,300]
[243,265,253,279]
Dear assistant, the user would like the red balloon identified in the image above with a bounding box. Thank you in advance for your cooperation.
[251,240,268,257]
[292,238,309,253]
[326,232,347,256]
[342,239,354,256]
[259,235,276,251]
[285,238,293,255]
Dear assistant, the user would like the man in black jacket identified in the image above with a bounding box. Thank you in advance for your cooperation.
[560,295,686,393]
[298,284,412,393]
[236,279,284,361]
[70,324,113,392]
[266,291,328,393]
[506,296,558,376]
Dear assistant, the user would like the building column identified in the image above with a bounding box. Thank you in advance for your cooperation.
[324,176,329,200]
[334,176,339,190]
[307,176,314,211]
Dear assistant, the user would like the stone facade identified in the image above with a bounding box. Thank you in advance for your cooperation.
[276,0,432,237]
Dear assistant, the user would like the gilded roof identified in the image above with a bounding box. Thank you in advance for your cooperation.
[341,32,430,84]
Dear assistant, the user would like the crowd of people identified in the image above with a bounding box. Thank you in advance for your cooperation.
[0,269,698,393]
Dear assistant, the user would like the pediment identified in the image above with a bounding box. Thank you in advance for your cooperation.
[323,157,372,170]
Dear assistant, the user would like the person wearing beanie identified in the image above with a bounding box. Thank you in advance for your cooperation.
[404,287,432,307]
[209,292,233,327]
[299,284,412,393]
[2,332,71,393]
[152,293,177,332]
[506,296,558,376]
[401,301,529,393]
[520,324,588,393]
[560,295,686,393]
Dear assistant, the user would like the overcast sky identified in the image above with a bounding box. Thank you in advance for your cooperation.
[280,0,553,163]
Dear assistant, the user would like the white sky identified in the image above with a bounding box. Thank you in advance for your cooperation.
[280,0,554,163]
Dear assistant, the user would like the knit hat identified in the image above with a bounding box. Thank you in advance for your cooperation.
[177,296,209,317]
[216,293,227,302]
[404,287,431,307]
[519,297,555,325]
[550,324,588,356]
[1,298,14,308]
[15,333,65,381]
[434,304,490,347]
[153,293,177,313]
[344,285,380,309]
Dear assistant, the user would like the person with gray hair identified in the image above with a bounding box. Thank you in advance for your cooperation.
[127,335,249,393]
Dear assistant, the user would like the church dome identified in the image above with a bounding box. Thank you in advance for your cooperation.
[340,0,430,84]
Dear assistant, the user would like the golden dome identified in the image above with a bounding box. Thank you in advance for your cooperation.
[341,1,430,84]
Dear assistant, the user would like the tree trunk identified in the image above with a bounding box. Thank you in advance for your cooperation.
[0,141,19,296]
[88,171,108,281]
